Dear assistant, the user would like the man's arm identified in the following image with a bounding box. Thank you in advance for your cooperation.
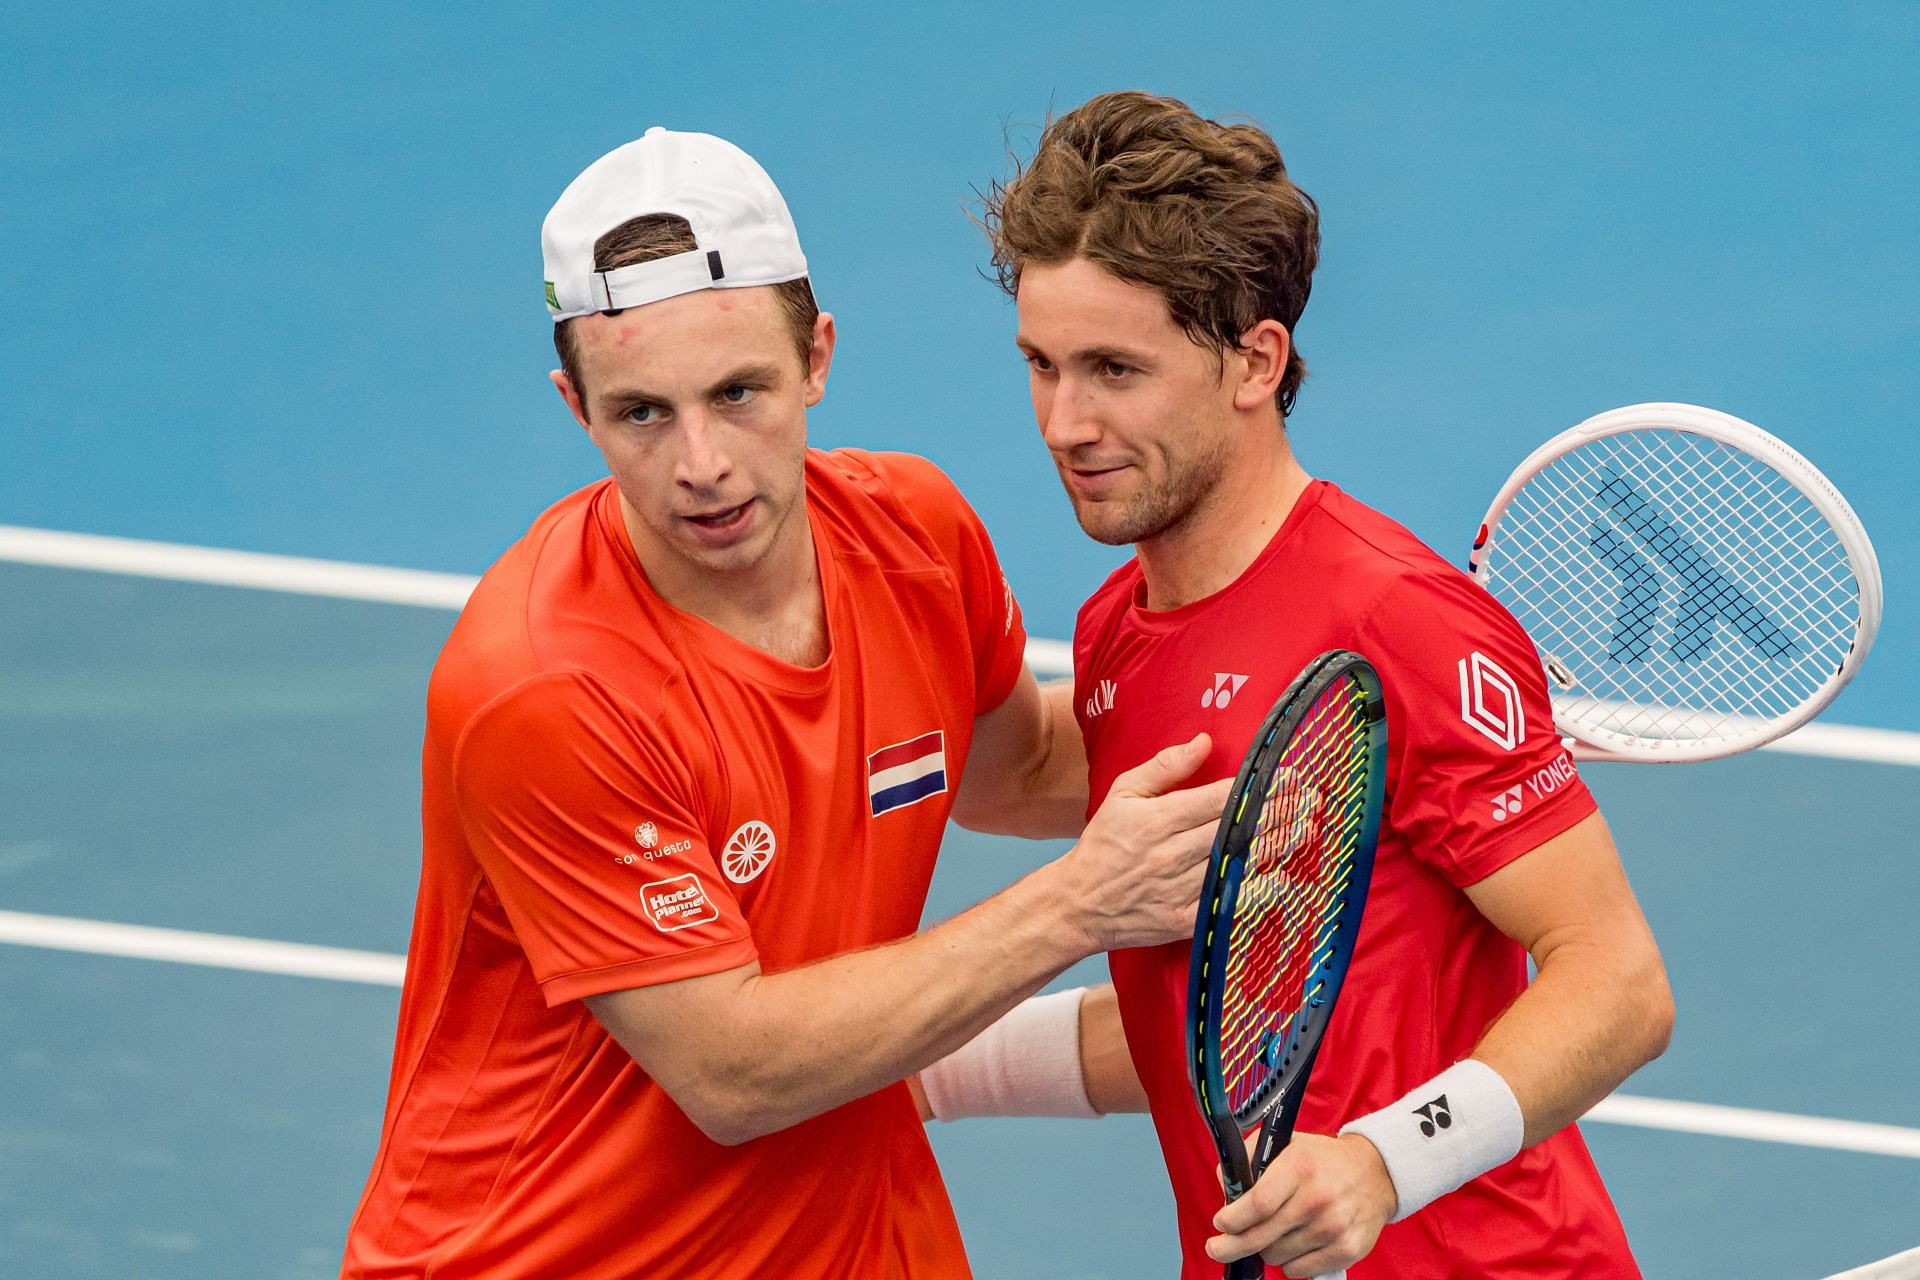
[587,737,1225,1147]
[1455,810,1674,1139]
[950,666,1089,839]
[1080,982,1149,1113]
[1208,811,1673,1274]
[905,980,1148,1123]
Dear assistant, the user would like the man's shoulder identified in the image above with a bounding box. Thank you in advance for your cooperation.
[808,448,966,528]
[811,446,950,494]
[430,479,681,734]
[806,447,985,575]
[1288,487,1525,661]
[1300,484,1462,594]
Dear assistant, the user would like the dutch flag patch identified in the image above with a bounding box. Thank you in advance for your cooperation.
[867,730,948,817]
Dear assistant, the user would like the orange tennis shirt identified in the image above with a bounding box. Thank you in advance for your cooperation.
[341,449,1026,1279]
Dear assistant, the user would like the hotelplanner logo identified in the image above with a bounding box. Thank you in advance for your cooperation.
[640,874,719,933]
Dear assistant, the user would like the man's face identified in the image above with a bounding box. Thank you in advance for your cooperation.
[1014,257,1238,547]
[554,287,829,585]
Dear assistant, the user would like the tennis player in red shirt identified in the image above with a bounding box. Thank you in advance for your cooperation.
[969,92,1675,1277]
[340,128,1230,1279]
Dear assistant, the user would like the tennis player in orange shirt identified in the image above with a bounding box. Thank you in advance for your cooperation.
[338,128,1218,1279]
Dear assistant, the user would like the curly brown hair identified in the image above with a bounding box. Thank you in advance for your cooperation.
[982,91,1320,417]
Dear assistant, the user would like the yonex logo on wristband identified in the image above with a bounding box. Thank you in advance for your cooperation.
[1414,1094,1453,1137]
[1342,1062,1521,1223]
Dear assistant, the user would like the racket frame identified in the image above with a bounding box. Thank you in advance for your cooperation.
[1467,402,1882,763]
[1186,650,1388,1210]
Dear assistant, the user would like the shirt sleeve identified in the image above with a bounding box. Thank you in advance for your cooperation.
[1356,566,1598,887]
[866,452,1029,716]
[450,671,760,1005]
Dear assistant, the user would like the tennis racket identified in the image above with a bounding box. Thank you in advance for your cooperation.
[1187,649,1389,1280]
[1468,402,1881,763]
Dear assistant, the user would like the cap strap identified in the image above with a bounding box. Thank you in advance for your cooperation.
[590,247,728,312]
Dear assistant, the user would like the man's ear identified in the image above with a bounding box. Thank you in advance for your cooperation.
[551,369,592,431]
[1231,319,1291,411]
[803,311,838,408]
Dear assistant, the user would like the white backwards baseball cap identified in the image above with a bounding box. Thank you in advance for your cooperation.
[541,126,809,322]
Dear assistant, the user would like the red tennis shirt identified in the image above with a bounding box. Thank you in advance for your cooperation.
[1075,481,1640,1278]
[342,450,1026,1279]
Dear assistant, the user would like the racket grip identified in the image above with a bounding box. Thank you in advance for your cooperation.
[1224,1260,1344,1280]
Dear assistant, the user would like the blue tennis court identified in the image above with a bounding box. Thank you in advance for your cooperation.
[4,4,1917,1277]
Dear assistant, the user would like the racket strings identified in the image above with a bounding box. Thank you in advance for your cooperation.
[1485,429,1859,746]
[1216,679,1372,1118]
[1512,460,1852,717]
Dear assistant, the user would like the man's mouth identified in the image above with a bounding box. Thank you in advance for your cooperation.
[1063,461,1132,496]
[686,501,751,525]
[681,499,756,542]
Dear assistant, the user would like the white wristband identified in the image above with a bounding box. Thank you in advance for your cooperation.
[1339,1059,1524,1222]
[918,987,1097,1121]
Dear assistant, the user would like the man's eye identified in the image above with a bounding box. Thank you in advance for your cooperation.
[721,384,754,404]
[1101,360,1133,378]
[1025,353,1054,373]
[626,403,659,424]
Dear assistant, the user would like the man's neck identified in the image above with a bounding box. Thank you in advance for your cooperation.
[1136,438,1312,612]
[622,498,830,668]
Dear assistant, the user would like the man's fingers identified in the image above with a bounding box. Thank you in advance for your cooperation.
[1141,778,1233,841]
[1214,1158,1297,1234]
[1110,733,1212,799]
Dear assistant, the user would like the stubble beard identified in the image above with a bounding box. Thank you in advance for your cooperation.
[1061,432,1233,549]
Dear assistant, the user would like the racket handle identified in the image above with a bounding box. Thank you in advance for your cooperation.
[1224,1259,1345,1280]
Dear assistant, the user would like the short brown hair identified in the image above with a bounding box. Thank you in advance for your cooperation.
[553,215,819,402]
[983,91,1320,417]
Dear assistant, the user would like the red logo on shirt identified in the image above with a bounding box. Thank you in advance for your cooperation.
[640,874,720,932]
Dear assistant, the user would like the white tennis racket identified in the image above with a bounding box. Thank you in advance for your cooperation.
[1467,403,1881,763]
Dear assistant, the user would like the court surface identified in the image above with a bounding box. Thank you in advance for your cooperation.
[4,4,1918,1277]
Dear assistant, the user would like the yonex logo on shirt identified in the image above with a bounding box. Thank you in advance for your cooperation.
[1490,787,1523,822]
[1526,752,1578,800]
[1201,673,1249,710]
[1458,652,1525,750]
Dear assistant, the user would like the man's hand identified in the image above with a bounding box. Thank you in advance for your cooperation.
[1208,1132,1396,1277]
[1054,735,1230,952]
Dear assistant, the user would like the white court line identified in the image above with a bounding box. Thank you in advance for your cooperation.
[1586,1094,1920,1160]
[1,909,1918,1164]
[3,522,1913,768]
[0,908,404,986]
[0,524,476,609]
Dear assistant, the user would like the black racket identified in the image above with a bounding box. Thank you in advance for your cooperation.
[1186,650,1388,1280]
